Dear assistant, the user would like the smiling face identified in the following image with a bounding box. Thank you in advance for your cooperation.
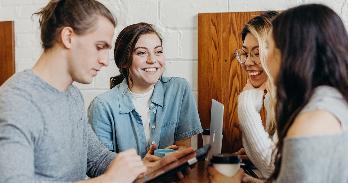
[68,16,114,84]
[128,33,165,92]
[241,33,268,88]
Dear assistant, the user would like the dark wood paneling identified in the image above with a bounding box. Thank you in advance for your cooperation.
[198,12,260,153]
[0,21,15,86]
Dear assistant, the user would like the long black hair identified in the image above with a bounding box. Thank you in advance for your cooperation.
[270,4,348,180]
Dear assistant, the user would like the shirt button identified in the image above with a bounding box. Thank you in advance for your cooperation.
[151,125,156,129]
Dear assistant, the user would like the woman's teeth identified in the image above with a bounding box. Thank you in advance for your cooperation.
[143,68,157,72]
[249,71,261,76]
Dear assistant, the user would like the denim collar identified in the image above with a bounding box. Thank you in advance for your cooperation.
[118,79,165,114]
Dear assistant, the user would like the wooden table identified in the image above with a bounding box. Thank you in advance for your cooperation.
[179,160,209,183]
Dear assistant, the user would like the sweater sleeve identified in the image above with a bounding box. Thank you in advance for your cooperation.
[86,118,116,177]
[238,89,276,178]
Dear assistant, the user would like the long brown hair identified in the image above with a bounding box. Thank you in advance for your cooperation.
[270,4,348,180]
[111,22,162,88]
[34,0,116,50]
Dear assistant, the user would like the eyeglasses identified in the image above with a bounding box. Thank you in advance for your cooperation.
[234,48,260,64]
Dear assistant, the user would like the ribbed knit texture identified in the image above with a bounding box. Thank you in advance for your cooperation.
[238,89,277,178]
[277,86,348,183]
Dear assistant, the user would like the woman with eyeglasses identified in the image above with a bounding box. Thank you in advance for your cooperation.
[210,4,348,183]
[233,11,279,179]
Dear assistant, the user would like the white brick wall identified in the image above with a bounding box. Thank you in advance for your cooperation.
[1,0,348,109]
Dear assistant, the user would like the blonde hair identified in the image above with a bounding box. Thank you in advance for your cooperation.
[242,11,278,136]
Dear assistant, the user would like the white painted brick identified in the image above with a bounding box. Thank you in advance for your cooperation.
[340,1,348,29]
[180,29,197,60]
[74,79,95,90]
[160,29,180,59]
[2,0,33,6]
[94,60,119,89]
[80,89,108,112]
[14,19,36,33]
[16,5,39,19]
[15,61,35,72]
[15,46,35,60]
[160,0,228,28]
[299,0,346,15]
[0,6,16,20]
[16,33,40,48]
[164,61,198,90]
[119,0,158,25]
[99,0,123,27]
[16,58,33,64]
[31,0,48,6]
[228,0,299,11]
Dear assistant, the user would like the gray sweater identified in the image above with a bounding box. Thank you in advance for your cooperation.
[0,70,115,183]
[277,86,348,183]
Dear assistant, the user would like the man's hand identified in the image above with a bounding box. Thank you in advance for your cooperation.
[102,149,146,183]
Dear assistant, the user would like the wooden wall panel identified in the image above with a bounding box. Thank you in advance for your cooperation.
[198,13,222,137]
[0,21,15,86]
[198,12,260,153]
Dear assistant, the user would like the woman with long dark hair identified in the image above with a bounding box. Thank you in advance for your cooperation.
[208,3,348,183]
[267,3,348,182]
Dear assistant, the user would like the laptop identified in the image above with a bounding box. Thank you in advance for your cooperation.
[208,99,224,160]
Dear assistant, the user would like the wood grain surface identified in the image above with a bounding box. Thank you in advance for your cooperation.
[198,12,261,153]
[0,21,15,86]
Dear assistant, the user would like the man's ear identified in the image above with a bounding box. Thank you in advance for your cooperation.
[60,27,74,49]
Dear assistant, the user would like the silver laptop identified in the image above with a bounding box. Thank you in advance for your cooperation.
[208,99,224,159]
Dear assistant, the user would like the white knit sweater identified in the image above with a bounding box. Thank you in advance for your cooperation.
[238,89,278,178]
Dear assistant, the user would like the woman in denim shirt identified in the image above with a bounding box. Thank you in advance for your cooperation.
[88,22,203,158]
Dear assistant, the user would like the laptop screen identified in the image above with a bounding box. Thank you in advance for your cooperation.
[208,99,224,159]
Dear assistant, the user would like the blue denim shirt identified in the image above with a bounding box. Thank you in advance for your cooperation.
[88,77,203,157]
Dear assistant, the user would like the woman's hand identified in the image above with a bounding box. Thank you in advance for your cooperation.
[234,148,248,161]
[208,167,244,183]
[165,144,179,150]
[143,144,161,169]
[145,147,195,181]
[143,144,179,167]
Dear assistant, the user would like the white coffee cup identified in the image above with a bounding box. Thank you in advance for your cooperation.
[211,154,240,177]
